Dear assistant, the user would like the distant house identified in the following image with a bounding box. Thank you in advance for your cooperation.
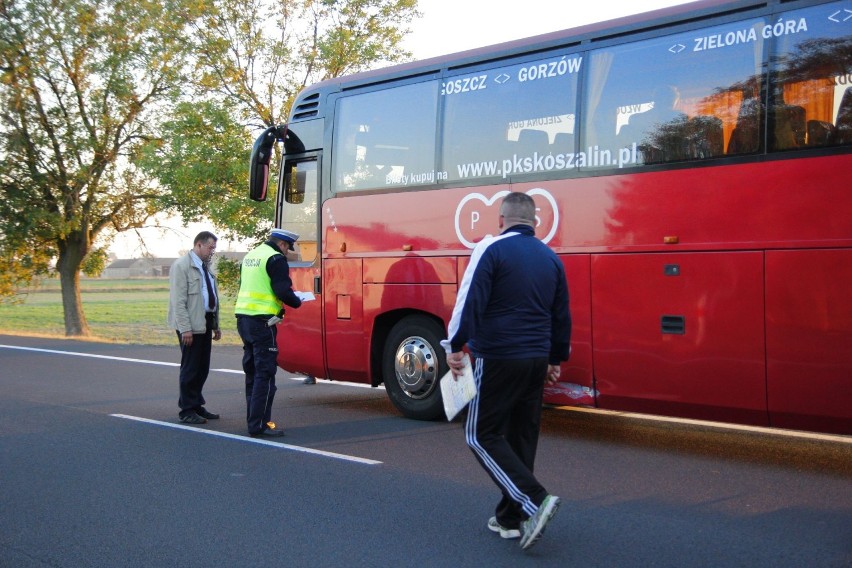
[215,251,247,266]
[102,258,178,278]
[151,258,179,277]
[102,259,140,279]
[102,254,244,278]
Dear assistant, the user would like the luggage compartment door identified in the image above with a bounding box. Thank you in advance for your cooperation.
[591,252,766,424]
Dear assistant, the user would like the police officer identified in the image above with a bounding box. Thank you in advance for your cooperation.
[235,229,303,437]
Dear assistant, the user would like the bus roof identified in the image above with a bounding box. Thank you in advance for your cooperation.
[299,0,757,96]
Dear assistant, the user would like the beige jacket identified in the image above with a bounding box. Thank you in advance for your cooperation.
[167,252,220,334]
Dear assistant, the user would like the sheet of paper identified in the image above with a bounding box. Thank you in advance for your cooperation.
[295,291,316,301]
[440,354,477,421]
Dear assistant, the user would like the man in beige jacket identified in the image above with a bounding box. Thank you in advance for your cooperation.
[167,231,221,424]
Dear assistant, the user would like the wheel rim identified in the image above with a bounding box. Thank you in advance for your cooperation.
[393,335,439,400]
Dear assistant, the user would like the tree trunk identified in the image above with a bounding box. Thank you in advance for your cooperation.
[57,241,90,337]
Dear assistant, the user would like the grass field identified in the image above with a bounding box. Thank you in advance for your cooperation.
[0,278,243,346]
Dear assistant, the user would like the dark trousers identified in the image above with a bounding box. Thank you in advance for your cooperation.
[177,313,215,417]
[465,356,549,528]
[236,315,280,435]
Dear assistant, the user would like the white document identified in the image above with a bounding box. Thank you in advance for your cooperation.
[440,354,477,421]
[295,291,316,301]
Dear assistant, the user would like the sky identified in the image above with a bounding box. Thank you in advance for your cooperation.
[107,0,692,258]
[401,0,693,59]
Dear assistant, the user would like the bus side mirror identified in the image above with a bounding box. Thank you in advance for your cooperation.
[249,126,281,202]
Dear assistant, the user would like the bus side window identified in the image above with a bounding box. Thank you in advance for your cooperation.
[332,81,438,192]
[727,91,763,155]
[552,132,574,152]
[583,16,767,168]
[442,53,580,182]
[358,135,400,187]
[769,3,852,152]
[515,129,551,157]
[808,120,836,146]
[771,103,806,150]
[834,87,852,145]
[687,115,724,159]
[614,87,694,165]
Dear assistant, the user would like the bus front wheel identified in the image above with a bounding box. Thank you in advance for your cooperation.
[382,315,447,420]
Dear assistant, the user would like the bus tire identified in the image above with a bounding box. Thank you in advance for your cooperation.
[382,315,447,421]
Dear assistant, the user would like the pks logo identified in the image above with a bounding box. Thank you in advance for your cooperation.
[454,188,559,249]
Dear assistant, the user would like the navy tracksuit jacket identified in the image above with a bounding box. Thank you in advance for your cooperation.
[444,224,571,363]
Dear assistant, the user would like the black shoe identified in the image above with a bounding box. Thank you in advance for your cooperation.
[303,376,316,385]
[196,408,220,420]
[180,413,207,424]
[250,428,285,438]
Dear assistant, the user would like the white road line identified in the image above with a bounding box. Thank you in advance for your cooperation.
[1,343,181,367]
[2,343,384,462]
[0,344,376,383]
[111,414,382,465]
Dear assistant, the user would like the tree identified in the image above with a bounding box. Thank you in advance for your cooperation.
[143,0,419,242]
[0,0,418,336]
[0,0,195,335]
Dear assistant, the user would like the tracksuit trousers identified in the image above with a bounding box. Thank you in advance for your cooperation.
[465,356,550,529]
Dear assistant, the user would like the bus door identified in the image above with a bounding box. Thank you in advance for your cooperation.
[277,156,325,378]
[323,258,366,381]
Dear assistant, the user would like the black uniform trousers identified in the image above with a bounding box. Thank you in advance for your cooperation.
[177,312,215,418]
[464,356,549,530]
[236,315,280,435]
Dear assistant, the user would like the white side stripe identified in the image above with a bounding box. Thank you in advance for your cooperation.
[464,358,537,516]
[444,232,521,351]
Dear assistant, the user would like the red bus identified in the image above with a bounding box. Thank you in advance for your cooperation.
[249,0,852,435]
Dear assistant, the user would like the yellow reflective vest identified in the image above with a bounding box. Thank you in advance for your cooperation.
[234,245,284,316]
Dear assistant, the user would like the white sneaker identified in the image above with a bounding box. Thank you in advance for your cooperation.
[487,516,521,539]
[520,495,561,550]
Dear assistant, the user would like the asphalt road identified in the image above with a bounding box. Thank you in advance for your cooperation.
[1,334,850,567]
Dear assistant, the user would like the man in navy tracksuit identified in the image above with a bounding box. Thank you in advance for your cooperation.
[442,191,571,551]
